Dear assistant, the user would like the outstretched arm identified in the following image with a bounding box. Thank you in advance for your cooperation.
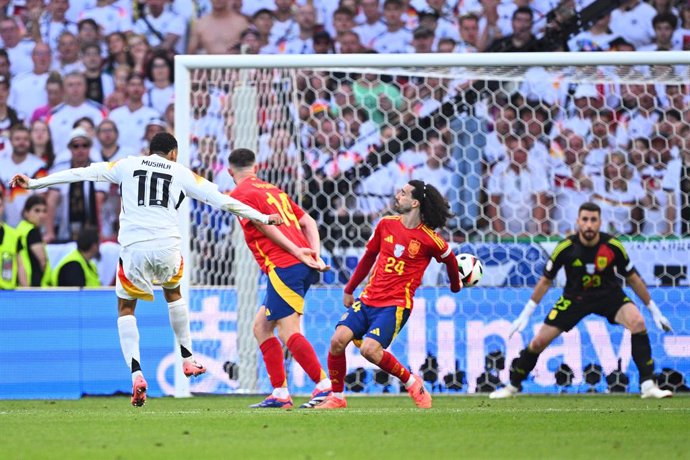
[183,174,282,225]
[11,163,115,189]
[508,276,553,338]
[627,271,672,332]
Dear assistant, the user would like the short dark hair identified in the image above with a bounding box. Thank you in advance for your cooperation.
[76,226,99,251]
[513,6,533,21]
[578,202,601,216]
[144,50,174,84]
[80,41,100,55]
[653,12,678,30]
[10,123,29,138]
[228,148,256,168]
[149,132,177,155]
[77,18,99,32]
[23,194,46,214]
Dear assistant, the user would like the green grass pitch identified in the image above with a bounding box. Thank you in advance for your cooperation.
[2,395,689,459]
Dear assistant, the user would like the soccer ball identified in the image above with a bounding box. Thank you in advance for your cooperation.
[456,253,483,287]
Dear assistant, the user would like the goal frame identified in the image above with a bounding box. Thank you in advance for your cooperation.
[173,51,690,397]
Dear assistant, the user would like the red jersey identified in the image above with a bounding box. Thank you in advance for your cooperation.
[360,216,451,308]
[229,177,308,273]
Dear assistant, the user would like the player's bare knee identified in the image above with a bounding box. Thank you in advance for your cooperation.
[358,340,382,362]
[117,298,136,317]
[627,315,647,334]
[330,335,348,354]
[529,338,548,354]
[163,286,181,303]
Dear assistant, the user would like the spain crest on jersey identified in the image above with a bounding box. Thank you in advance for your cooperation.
[408,240,421,257]
[595,244,615,271]
[596,256,608,271]
[394,244,405,258]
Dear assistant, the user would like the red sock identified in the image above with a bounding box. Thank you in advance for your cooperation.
[378,351,411,383]
[286,333,324,383]
[259,337,286,389]
[328,352,347,393]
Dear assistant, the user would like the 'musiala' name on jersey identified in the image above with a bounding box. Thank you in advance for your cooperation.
[141,159,172,169]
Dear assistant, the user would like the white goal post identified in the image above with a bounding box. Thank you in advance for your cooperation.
[173,51,690,398]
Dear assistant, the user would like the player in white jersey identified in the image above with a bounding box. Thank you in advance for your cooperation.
[11,132,283,407]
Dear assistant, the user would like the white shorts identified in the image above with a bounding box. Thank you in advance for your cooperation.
[116,245,184,301]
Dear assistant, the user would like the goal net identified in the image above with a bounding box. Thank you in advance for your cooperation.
[173,52,690,396]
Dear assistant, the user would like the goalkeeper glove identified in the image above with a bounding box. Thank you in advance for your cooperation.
[509,299,537,338]
[646,300,673,333]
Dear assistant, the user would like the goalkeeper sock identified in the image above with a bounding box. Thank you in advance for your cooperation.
[378,351,411,384]
[259,337,286,389]
[509,347,540,388]
[286,333,326,384]
[117,315,142,383]
[328,352,347,393]
[632,331,655,383]
[167,298,193,359]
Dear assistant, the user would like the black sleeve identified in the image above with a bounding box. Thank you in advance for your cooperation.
[609,239,635,277]
[57,261,86,287]
[543,240,570,279]
[26,228,42,246]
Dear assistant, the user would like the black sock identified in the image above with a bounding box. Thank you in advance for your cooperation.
[131,358,142,373]
[509,348,540,388]
[631,331,655,383]
[180,345,192,359]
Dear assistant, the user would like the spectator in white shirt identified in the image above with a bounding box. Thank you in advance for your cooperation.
[456,13,479,53]
[410,131,454,200]
[133,0,185,54]
[592,150,646,235]
[55,31,85,75]
[354,0,387,49]
[550,130,596,234]
[639,12,677,51]
[280,4,317,54]
[568,12,618,51]
[252,8,276,53]
[370,0,412,54]
[46,71,107,152]
[143,51,174,117]
[78,0,133,36]
[40,0,78,54]
[0,17,35,76]
[672,3,690,50]
[270,0,298,47]
[10,42,51,121]
[108,73,159,152]
[486,133,551,236]
[332,7,356,48]
[616,82,661,148]
[610,0,657,49]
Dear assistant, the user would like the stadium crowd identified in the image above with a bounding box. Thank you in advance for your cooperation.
[2,0,690,288]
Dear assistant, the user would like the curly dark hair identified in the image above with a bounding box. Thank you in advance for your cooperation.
[408,179,452,229]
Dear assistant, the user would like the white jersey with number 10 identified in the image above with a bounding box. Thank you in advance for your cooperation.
[27,155,270,247]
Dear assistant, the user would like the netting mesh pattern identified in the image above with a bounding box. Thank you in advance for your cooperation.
[189,64,690,278]
[185,63,690,394]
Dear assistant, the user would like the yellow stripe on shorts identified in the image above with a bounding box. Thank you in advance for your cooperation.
[268,268,305,314]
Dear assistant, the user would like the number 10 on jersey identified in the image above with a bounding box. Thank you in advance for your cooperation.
[134,170,173,207]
